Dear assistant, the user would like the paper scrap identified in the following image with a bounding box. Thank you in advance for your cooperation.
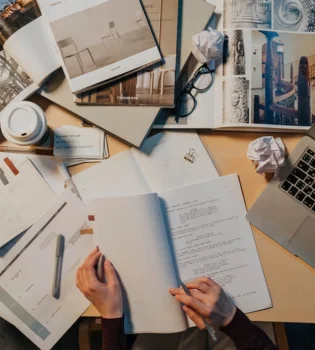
[192,28,224,64]
[80,228,94,235]
[247,136,286,176]
[4,157,19,175]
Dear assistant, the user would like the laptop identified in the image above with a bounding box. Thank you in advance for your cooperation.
[247,124,315,268]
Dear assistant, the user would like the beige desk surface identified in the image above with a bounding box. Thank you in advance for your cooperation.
[33,95,315,323]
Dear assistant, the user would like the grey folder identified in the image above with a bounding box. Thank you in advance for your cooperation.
[38,0,216,147]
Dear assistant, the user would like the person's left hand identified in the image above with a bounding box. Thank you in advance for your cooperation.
[76,247,123,319]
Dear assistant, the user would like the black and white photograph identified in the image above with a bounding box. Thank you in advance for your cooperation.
[51,0,157,79]
[74,0,178,107]
[223,30,250,76]
[223,77,250,124]
[224,0,272,30]
[273,0,315,32]
[0,0,41,44]
[251,30,315,126]
[0,48,32,112]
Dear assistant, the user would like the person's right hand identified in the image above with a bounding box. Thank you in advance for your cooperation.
[169,277,236,329]
[76,247,123,319]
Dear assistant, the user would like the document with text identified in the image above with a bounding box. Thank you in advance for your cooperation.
[89,174,272,334]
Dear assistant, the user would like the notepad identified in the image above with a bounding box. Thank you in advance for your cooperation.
[90,175,272,334]
[0,158,57,247]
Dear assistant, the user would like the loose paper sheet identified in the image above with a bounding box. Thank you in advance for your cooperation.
[0,159,57,247]
[0,192,94,350]
[90,194,188,334]
[160,175,272,314]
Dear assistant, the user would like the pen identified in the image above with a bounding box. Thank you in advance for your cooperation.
[180,280,217,342]
[52,234,65,299]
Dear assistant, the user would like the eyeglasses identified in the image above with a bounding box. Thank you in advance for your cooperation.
[174,64,215,121]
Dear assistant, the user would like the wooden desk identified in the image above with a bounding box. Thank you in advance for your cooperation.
[33,95,315,323]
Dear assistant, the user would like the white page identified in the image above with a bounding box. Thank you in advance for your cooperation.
[0,159,57,247]
[4,17,60,86]
[90,194,187,334]
[73,150,150,203]
[0,192,94,350]
[0,154,70,197]
[132,132,219,192]
[73,132,219,203]
[160,175,272,314]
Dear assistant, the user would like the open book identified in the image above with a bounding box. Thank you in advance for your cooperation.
[155,0,315,132]
[0,0,161,109]
[74,0,180,107]
[0,5,59,117]
[89,175,272,333]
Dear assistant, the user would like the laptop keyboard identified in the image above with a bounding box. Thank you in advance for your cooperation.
[280,148,315,214]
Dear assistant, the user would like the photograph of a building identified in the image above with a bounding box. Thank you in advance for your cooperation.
[74,0,178,107]
[224,0,272,29]
[251,30,315,126]
[0,49,32,112]
[0,0,41,44]
[274,0,315,32]
[52,0,157,80]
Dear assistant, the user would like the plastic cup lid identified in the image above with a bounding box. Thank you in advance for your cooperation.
[1,101,47,146]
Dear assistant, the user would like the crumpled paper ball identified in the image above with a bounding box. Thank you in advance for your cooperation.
[247,137,286,177]
[192,28,224,64]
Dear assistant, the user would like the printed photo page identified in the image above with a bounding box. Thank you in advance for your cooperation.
[0,0,60,117]
[74,0,179,108]
[214,0,315,131]
[37,0,162,94]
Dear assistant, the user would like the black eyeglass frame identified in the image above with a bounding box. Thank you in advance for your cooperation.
[174,63,215,121]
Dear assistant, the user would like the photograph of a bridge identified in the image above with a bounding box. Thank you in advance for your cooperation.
[224,0,272,30]
[251,30,315,126]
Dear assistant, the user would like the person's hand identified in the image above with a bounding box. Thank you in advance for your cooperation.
[76,247,123,319]
[169,277,236,329]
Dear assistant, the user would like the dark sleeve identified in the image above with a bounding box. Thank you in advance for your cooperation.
[101,317,126,350]
[221,308,277,349]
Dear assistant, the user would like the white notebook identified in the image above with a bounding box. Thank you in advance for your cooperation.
[89,175,272,334]
[72,132,220,203]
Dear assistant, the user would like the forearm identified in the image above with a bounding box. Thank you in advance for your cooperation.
[101,317,126,350]
[221,308,277,349]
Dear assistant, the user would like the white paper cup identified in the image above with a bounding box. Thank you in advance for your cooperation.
[1,101,49,146]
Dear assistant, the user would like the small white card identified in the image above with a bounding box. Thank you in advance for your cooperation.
[54,125,105,159]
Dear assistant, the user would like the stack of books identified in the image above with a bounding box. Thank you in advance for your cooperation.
[0,0,216,147]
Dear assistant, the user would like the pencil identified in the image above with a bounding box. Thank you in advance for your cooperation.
[180,280,217,342]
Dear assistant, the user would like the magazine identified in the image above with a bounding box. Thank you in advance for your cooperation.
[155,0,315,132]
[74,0,179,107]
[0,0,60,116]
[36,0,162,95]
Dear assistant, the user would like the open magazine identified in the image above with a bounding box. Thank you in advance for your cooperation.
[36,0,161,95]
[0,0,161,112]
[0,1,60,117]
[74,0,179,107]
[155,0,315,132]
